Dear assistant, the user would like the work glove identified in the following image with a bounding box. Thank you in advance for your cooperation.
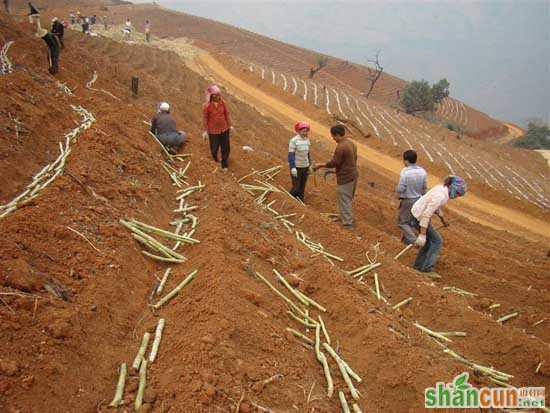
[202,131,208,141]
[291,168,298,177]
[414,234,426,248]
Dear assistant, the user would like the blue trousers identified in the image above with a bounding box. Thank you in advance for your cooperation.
[410,218,443,272]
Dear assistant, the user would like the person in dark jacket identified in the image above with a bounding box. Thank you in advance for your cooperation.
[150,102,186,152]
[314,125,358,228]
[3,0,10,13]
[29,10,60,75]
[51,17,64,49]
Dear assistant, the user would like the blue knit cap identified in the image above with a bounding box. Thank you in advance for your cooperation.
[447,175,467,198]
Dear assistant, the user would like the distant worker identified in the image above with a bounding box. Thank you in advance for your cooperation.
[409,175,466,273]
[288,121,312,202]
[69,11,75,25]
[202,85,232,170]
[3,0,10,14]
[102,16,108,31]
[396,149,427,244]
[150,102,186,153]
[81,16,90,34]
[314,125,358,227]
[91,14,97,25]
[144,20,151,42]
[51,17,64,49]
[122,17,132,40]
[29,7,60,75]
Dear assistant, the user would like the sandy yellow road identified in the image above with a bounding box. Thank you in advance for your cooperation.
[198,52,550,242]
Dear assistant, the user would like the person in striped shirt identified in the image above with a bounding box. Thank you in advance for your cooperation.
[288,121,312,202]
[396,150,428,244]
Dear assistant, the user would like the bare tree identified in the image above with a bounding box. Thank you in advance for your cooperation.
[309,54,328,79]
[362,50,383,100]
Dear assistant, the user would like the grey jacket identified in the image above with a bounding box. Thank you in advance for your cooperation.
[151,112,177,136]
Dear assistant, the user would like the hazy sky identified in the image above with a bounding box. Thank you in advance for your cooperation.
[141,0,549,126]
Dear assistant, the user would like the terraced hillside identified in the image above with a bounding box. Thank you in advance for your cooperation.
[0,4,549,413]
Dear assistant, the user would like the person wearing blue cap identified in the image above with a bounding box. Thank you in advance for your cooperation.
[410,175,467,273]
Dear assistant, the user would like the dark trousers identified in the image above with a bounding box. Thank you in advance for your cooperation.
[208,129,230,168]
[3,0,9,13]
[290,167,309,201]
[55,34,64,49]
[48,49,60,74]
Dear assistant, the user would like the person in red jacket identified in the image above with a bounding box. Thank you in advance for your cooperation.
[202,85,233,170]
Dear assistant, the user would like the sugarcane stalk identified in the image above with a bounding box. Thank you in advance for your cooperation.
[157,268,171,295]
[323,344,360,400]
[442,286,477,297]
[148,131,172,158]
[352,404,363,413]
[414,322,452,343]
[488,376,511,387]
[532,319,546,327]
[488,303,500,310]
[496,312,518,324]
[286,327,313,345]
[339,391,351,413]
[274,269,309,306]
[132,332,151,370]
[142,251,186,263]
[369,287,387,303]
[295,290,327,313]
[132,233,173,258]
[275,213,297,220]
[323,343,362,383]
[318,316,331,344]
[315,324,334,398]
[148,318,165,363]
[439,332,467,337]
[536,362,542,373]
[394,244,413,260]
[254,271,307,319]
[237,169,257,183]
[374,273,381,301]
[129,219,196,243]
[108,363,127,407]
[134,359,147,411]
[152,269,198,310]
[392,297,413,310]
[287,310,318,328]
[122,221,184,259]
[348,263,381,278]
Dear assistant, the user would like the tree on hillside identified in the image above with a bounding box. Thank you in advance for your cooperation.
[309,54,329,78]
[362,50,384,100]
[401,78,451,114]
[513,122,550,149]
[401,80,435,113]
[431,78,450,103]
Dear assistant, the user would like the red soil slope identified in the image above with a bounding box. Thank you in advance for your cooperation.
[0,7,549,413]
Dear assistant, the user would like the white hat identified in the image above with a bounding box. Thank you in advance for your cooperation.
[159,102,170,112]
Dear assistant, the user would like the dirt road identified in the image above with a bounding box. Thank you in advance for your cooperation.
[498,122,525,144]
[197,52,550,242]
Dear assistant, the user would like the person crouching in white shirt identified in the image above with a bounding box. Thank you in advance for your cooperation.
[410,175,467,273]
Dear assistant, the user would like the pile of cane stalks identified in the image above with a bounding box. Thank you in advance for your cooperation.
[0,106,95,220]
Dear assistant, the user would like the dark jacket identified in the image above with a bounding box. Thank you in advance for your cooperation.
[325,138,358,185]
[52,21,64,36]
[151,112,177,136]
[41,32,60,56]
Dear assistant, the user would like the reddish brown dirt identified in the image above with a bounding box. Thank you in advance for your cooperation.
[0,6,549,413]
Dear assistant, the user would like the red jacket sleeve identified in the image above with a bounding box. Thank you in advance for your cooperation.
[223,102,231,128]
[202,104,209,132]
